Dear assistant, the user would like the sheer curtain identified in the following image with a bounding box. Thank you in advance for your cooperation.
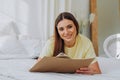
[15,0,71,43]
[0,0,90,45]
[0,0,71,43]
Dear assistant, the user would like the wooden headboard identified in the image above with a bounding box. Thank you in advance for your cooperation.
[90,0,98,56]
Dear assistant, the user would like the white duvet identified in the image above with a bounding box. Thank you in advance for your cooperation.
[0,57,120,80]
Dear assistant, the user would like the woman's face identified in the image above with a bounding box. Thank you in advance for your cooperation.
[57,19,77,44]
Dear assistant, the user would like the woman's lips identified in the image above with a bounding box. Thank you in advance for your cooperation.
[64,35,72,39]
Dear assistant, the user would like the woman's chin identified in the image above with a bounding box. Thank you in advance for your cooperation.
[64,39,72,43]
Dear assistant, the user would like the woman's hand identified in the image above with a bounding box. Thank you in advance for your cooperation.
[37,57,41,62]
[76,67,95,75]
[76,61,101,75]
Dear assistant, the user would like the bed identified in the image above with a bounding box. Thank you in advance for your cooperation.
[0,0,120,80]
[0,57,120,80]
[0,34,120,80]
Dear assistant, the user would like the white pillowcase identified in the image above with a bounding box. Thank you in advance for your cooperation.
[0,21,17,36]
[18,35,42,58]
[0,35,30,59]
[0,18,42,59]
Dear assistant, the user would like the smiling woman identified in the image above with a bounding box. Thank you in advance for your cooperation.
[38,12,101,74]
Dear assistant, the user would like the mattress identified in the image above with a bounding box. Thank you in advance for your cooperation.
[0,57,120,80]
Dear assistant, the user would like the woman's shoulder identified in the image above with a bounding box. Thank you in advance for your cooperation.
[46,36,55,45]
[77,33,91,42]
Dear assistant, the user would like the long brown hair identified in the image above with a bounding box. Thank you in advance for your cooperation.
[53,12,79,56]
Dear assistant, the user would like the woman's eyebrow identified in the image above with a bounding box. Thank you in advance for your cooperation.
[58,23,73,28]
[66,24,72,26]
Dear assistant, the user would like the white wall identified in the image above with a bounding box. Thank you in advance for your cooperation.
[97,0,120,56]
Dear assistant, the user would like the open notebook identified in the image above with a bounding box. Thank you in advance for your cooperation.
[30,54,95,73]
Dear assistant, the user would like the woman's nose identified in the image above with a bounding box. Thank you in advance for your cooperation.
[64,28,69,34]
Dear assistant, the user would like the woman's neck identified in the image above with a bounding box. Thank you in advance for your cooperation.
[65,38,76,48]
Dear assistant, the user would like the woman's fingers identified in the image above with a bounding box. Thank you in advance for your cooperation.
[76,67,94,75]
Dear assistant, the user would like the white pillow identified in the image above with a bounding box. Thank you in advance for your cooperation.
[0,35,30,59]
[0,21,17,36]
[18,35,42,58]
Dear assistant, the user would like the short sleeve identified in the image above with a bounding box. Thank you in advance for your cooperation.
[85,41,96,58]
[85,40,97,64]
[39,38,54,58]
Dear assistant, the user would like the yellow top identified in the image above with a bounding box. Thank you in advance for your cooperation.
[39,34,96,61]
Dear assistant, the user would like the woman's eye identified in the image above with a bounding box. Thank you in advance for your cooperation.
[59,27,64,31]
[67,25,72,29]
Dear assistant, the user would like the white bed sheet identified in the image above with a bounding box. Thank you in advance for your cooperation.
[0,57,120,80]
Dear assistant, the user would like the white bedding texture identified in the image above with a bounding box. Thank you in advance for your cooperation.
[0,57,120,80]
[0,35,42,59]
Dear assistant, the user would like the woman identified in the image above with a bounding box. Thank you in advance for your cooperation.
[38,12,101,74]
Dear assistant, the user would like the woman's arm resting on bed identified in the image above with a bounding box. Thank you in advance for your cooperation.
[76,61,101,75]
